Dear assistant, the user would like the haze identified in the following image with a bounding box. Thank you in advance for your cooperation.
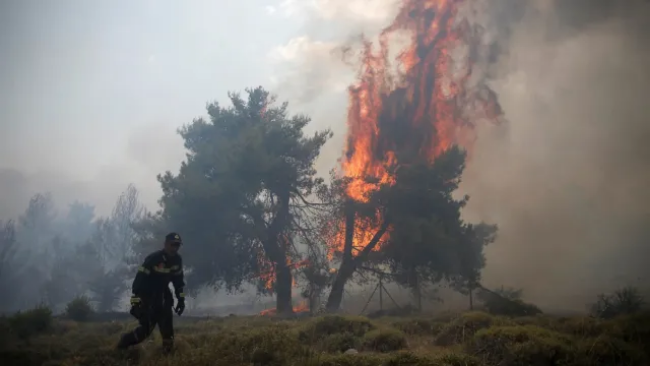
[1,0,649,312]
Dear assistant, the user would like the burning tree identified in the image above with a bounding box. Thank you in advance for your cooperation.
[324,0,503,312]
[156,87,332,315]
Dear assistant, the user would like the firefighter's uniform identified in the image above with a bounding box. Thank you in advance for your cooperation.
[117,233,185,353]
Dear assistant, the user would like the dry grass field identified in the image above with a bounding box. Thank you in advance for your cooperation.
[1,304,649,366]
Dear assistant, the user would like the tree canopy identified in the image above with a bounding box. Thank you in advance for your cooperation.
[155,86,332,314]
[325,146,497,311]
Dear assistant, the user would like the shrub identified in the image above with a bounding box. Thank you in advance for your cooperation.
[551,316,610,338]
[212,327,310,366]
[8,305,53,340]
[435,311,510,346]
[298,315,375,342]
[65,296,95,322]
[611,310,650,349]
[434,352,482,366]
[391,318,443,336]
[362,328,408,353]
[468,325,574,365]
[590,287,645,319]
[317,353,386,366]
[573,335,646,365]
[320,332,361,353]
[477,287,542,317]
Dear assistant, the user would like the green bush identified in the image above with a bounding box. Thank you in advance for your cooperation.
[317,353,386,366]
[573,335,646,365]
[468,325,573,365]
[477,287,542,317]
[211,327,310,366]
[590,287,645,319]
[65,296,95,322]
[610,310,650,349]
[298,315,375,342]
[320,332,361,353]
[391,318,443,336]
[362,328,407,353]
[435,312,510,346]
[8,305,53,340]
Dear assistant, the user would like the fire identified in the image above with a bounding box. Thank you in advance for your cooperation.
[257,256,310,292]
[259,299,310,316]
[331,0,503,256]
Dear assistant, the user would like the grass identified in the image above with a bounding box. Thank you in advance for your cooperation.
[1,309,649,366]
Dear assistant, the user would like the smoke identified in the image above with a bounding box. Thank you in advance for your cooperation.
[462,0,650,310]
[271,0,650,311]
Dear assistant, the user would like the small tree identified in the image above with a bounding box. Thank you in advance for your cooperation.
[65,295,95,322]
[0,220,19,311]
[87,266,129,312]
[156,87,332,315]
[590,287,645,319]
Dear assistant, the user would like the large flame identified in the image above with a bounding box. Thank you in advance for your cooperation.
[331,0,502,256]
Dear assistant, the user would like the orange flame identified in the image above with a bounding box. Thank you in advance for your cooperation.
[257,257,310,292]
[259,299,310,316]
[330,0,502,257]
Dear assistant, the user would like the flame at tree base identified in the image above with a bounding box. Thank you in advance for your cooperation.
[259,300,310,316]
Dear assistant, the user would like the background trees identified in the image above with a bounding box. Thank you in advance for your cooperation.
[0,185,144,313]
[0,86,497,316]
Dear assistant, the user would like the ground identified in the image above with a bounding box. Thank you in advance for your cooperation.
[1,309,649,366]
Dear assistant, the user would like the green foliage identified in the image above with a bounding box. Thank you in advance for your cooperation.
[65,296,95,322]
[469,325,573,365]
[435,312,511,346]
[590,286,645,319]
[0,220,19,311]
[298,315,375,344]
[362,328,408,352]
[477,287,542,317]
[320,332,361,353]
[7,304,53,340]
[154,87,332,310]
[376,148,497,299]
[391,318,444,336]
[0,310,649,365]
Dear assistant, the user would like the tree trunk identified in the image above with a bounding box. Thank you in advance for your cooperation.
[326,203,390,312]
[275,262,293,315]
[413,273,422,312]
[468,282,474,311]
[325,204,356,312]
[325,259,355,312]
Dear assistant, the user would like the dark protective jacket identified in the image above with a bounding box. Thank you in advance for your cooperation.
[132,250,185,304]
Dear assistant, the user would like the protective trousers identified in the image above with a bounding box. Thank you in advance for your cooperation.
[118,299,175,353]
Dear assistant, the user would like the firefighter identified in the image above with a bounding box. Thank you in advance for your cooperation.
[116,232,186,354]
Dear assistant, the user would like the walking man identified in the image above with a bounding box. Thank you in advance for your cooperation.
[116,232,186,354]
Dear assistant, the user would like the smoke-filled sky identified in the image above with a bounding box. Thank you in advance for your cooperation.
[0,0,309,217]
[1,0,649,310]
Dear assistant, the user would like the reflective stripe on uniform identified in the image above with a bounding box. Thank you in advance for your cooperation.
[178,293,185,298]
[138,266,150,274]
[153,266,171,273]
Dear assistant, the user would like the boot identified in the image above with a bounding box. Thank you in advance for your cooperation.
[116,331,139,350]
[162,338,174,355]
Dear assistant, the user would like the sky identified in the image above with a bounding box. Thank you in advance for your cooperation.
[0,0,322,215]
[1,0,649,310]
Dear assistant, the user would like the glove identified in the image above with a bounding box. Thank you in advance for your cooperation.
[174,297,185,316]
[129,296,142,319]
